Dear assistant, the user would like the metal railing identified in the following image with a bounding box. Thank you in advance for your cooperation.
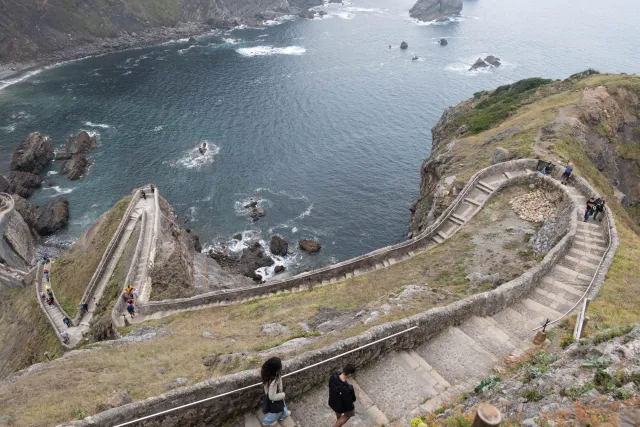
[112,325,418,427]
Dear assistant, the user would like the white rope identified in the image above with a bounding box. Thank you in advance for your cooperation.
[112,326,418,427]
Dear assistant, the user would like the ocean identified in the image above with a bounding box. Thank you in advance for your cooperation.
[0,0,638,277]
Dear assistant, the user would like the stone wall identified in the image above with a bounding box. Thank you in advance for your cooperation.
[137,159,543,316]
[60,170,582,427]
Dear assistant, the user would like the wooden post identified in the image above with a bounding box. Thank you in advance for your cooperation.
[533,330,547,345]
[472,403,502,427]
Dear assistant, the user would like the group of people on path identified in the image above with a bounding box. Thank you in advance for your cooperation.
[584,196,606,222]
[260,357,357,427]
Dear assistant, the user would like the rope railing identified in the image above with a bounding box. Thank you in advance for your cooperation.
[111,325,418,427]
[531,190,614,332]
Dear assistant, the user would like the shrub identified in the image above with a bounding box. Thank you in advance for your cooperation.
[591,325,633,345]
[474,375,501,394]
[559,381,595,397]
[520,389,545,402]
[560,334,576,349]
[613,388,632,400]
[581,356,610,369]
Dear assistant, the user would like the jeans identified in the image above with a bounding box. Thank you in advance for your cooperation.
[263,404,290,425]
[584,209,593,221]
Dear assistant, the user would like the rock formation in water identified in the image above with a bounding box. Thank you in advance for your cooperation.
[60,131,98,180]
[400,41,409,50]
[211,241,275,281]
[469,56,501,71]
[0,0,323,65]
[8,132,54,197]
[299,239,321,252]
[439,38,448,46]
[35,197,69,235]
[270,235,289,256]
[409,0,462,22]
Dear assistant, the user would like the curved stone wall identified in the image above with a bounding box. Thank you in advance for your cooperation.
[62,165,607,427]
[137,159,543,317]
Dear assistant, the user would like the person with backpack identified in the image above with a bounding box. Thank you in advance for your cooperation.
[260,357,290,425]
[126,302,135,318]
[63,317,71,328]
[584,197,597,221]
[561,161,573,185]
[328,364,357,427]
[593,197,606,221]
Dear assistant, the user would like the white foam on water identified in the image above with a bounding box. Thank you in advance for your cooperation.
[292,227,298,233]
[44,186,74,195]
[46,171,59,176]
[1,124,16,133]
[330,11,354,20]
[152,125,164,132]
[345,7,387,13]
[0,68,44,91]
[255,188,309,201]
[171,141,220,169]
[188,206,198,222]
[84,121,111,129]
[407,14,466,26]
[257,34,269,39]
[295,204,314,220]
[122,71,133,76]
[223,38,241,45]
[234,197,270,216]
[236,46,306,57]
[445,54,511,76]
[263,15,296,26]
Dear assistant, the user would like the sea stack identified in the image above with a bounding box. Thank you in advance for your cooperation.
[409,0,463,22]
[400,41,409,49]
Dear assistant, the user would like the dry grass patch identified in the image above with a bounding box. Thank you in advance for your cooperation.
[50,196,131,317]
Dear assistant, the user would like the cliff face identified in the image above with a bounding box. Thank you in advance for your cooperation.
[0,0,320,64]
[410,72,640,234]
[409,0,463,22]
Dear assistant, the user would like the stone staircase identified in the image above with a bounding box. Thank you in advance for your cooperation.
[243,173,610,426]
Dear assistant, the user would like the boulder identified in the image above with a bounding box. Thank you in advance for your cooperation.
[190,234,202,253]
[258,11,277,20]
[409,0,463,22]
[96,390,131,412]
[434,16,449,22]
[492,147,509,164]
[484,55,501,67]
[65,131,97,154]
[10,132,54,174]
[232,233,242,240]
[60,153,93,180]
[270,235,289,256]
[261,323,289,335]
[298,10,317,19]
[9,170,42,198]
[188,36,197,43]
[439,38,448,46]
[35,197,69,235]
[299,239,321,253]
[164,377,189,391]
[465,272,501,286]
[412,56,419,61]
[469,58,489,71]
[0,175,9,193]
[274,265,286,274]
[400,41,409,49]
[240,242,274,276]
[244,200,258,209]
[251,207,266,222]
[12,194,36,228]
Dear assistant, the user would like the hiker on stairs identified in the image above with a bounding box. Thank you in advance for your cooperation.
[260,357,291,426]
[584,197,596,222]
[328,364,357,427]
[593,197,606,221]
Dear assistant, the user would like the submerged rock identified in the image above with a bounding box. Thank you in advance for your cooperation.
[270,235,289,256]
[35,197,69,235]
[409,0,462,22]
[400,41,409,49]
[251,207,266,222]
[469,58,489,71]
[274,265,286,274]
[439,38,448,46]
[299,239,321,253]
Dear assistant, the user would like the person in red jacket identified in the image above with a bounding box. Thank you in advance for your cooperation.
[328,364,357,427]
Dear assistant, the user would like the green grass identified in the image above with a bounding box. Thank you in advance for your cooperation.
[50,196,131,317]
[452,77,553,134]
[559,381,595,398]
[589,325,634,345]
[520,389,545,402]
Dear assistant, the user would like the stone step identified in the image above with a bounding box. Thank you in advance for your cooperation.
[475,183,492,194]
[478,180,496,191]
[574,235,607,248]
[457,316,517,358]
[451,213,467,224]
[577,221,604,230]
[491,307,541,342]
[432,235,443,245]
[511,298,561,326]
[244,413,261,427]
[414,326,498,386]
[563,255,599,271]
[551,265,592,286]
[503,171,513,179]
[540,277,585,300]
[568,247,603,263]
[395,351,439,395]
[530,288,574,316]
[437,230,448,240]
[464,197,482,207]
[571,241,607,256]
[253,410,294,427]
[354,351,437,421]
[576,228,605,238]
[449,216,464,226]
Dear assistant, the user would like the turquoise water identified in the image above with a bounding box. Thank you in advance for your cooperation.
[0,0,639,276]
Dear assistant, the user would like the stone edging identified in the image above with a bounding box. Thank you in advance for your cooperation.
[110,210,147,328]
[73,189,141,325]
[136,159,543,317]
[60,169,586,427]
[34,261,73,350]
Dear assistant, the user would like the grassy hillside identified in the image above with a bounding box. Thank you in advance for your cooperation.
[50,196,131,317]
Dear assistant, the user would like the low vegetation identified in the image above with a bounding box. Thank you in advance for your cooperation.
[50,196,131,317]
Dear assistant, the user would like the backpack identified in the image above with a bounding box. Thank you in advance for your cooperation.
[261,382,285,414]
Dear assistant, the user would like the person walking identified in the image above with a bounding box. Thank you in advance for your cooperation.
[584,197,596,222]
[561,161,573,185]
[593,197,606,221]
[260,357,290,426]
[141,189,146,200]
[328,364,357,427]
[60,330,69,344]
[63,317,71,328]
[126,302,135,318]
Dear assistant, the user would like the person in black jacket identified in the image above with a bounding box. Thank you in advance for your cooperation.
[328,364,357,427]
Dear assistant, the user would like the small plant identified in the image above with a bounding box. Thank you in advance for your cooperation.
[474,375,501,393]
[613,388,632,400]
[520,389,545,402]
[410,418,425,427]
[582,356,610,370]
[72,409,90,420]
[519,352,557,383]
[433,403,455,415]
[591,325,634,345]
[594,369,616,392]
[560,334,576,349]
[559,381,595,397]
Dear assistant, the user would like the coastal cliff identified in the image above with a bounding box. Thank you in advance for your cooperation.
[0,0,321,65]
[409,0,463,22]
[410,71,640,235]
